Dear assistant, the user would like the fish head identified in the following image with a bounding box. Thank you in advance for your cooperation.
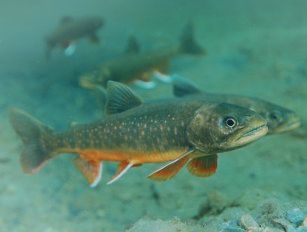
[187,103,268,153]
[256,103,301,134]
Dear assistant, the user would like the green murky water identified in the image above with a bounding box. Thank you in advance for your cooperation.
[0,0,306,231]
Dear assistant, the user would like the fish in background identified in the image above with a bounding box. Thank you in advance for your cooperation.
[45,16,104,59]
[172,77,301,134]
[10,81,268,187]
[79,22,205,90]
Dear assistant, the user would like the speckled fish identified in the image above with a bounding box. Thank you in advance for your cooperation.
[172,78,301,134]
[79,22,205,90]
[46,16,104,58]
[10,81,268,187]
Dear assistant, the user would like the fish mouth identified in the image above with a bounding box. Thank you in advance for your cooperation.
[79,75,97,90]
[234,124,268,147]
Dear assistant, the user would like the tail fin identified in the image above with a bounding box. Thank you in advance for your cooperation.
[9,108,55,174]
[179,22,205,55]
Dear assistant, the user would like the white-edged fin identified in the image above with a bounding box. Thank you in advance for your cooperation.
[133,80,157,89]
[147,149,194,181]
[74,157,103,187]
[107,162,133,185]
[153,71,173,83]
[90,162,103,188]
[64,43,76,56]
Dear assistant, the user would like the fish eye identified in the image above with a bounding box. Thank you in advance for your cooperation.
[269,111,281,121]
[224,117,237,128]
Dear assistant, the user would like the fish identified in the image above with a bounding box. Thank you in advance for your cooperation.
[46,16,104,59]
[79,22,205,90]
[10,81,268,187]
[172,77,301,134]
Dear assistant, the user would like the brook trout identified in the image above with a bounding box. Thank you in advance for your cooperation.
[10,82,267,187]
[79,22,205,89]
[46,16,104,58]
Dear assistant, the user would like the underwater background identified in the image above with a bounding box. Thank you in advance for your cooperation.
[0,0,306,231]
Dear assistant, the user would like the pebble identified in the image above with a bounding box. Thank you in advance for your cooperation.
[297,227,307,232]
[287,208,304,226]
[239,214,260,231]
[273,218,296,232]
[262,227,284,232]
[220,221,244,232]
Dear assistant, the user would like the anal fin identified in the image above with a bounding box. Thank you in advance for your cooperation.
[148,149,194,181]
[107,161,134,185]
[74,157,103,187]
[187,154,217,177]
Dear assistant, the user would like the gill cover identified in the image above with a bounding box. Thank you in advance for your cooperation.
[187,105,213,153]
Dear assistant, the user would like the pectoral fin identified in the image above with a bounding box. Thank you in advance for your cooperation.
[133,79,157,89]
[187,154,217,177]
[148,149,194,181]
[107,161,134,185]
[153,71,173,84]
[74,157,103,188]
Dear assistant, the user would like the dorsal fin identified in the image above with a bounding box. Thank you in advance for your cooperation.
[124,36,140,54]
[179,21,205,55]
[105,81,143,114]
[172,76,202,97]
[60,16,73,25]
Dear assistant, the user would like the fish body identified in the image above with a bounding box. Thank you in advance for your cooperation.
[46,16,104,58]
[173,78,301,134]
[79,22,205,89]
[86,48,179,86]
[10,82,267,186]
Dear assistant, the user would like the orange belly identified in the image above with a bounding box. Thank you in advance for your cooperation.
[61,148,185,164]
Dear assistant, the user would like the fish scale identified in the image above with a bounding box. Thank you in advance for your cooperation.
[56,101,195,154]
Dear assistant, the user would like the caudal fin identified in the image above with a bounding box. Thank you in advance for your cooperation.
[9,108,55,174]
[179,22,205,55]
